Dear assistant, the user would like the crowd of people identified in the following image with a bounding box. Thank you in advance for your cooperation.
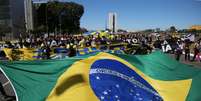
[0,32,200,62]
[154,36,201,62]
[0,33,153,59]
[0,33,150,49]
[0,32,201,101]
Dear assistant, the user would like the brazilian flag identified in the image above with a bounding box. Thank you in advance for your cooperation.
[0,51,201,101]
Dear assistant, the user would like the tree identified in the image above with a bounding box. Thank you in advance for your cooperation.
[0,25,11,40]
[141,29,154,34]
[36,1,84,34]
[170,26,177,33]
[198,30,201,33]
[32,25,46,37]
[117,29,127,33]
[178,29,188,33]
[79,27,88,33]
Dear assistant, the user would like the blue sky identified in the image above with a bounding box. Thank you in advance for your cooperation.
[34,0,201,31]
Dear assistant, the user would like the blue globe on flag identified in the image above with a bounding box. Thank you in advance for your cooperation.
[89,59,163,101]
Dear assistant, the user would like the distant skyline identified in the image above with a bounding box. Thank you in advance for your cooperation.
[34,0,201,31]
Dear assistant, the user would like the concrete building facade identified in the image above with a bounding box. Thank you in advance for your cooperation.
[108,12,117,33]
[0,0,25,40]
[190,25,201,30]
[24,0,34,32]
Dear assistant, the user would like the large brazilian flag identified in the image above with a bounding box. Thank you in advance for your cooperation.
[0,51,201,101]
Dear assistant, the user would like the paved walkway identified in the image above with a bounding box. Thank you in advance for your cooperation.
[0,71,16,101]
[168,54,201,68]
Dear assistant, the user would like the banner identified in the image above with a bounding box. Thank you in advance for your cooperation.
[3,48,36,60]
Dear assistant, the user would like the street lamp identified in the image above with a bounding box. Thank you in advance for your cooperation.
[59,10,65,36]
[45,4,49,37]
[59,14,62,36]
